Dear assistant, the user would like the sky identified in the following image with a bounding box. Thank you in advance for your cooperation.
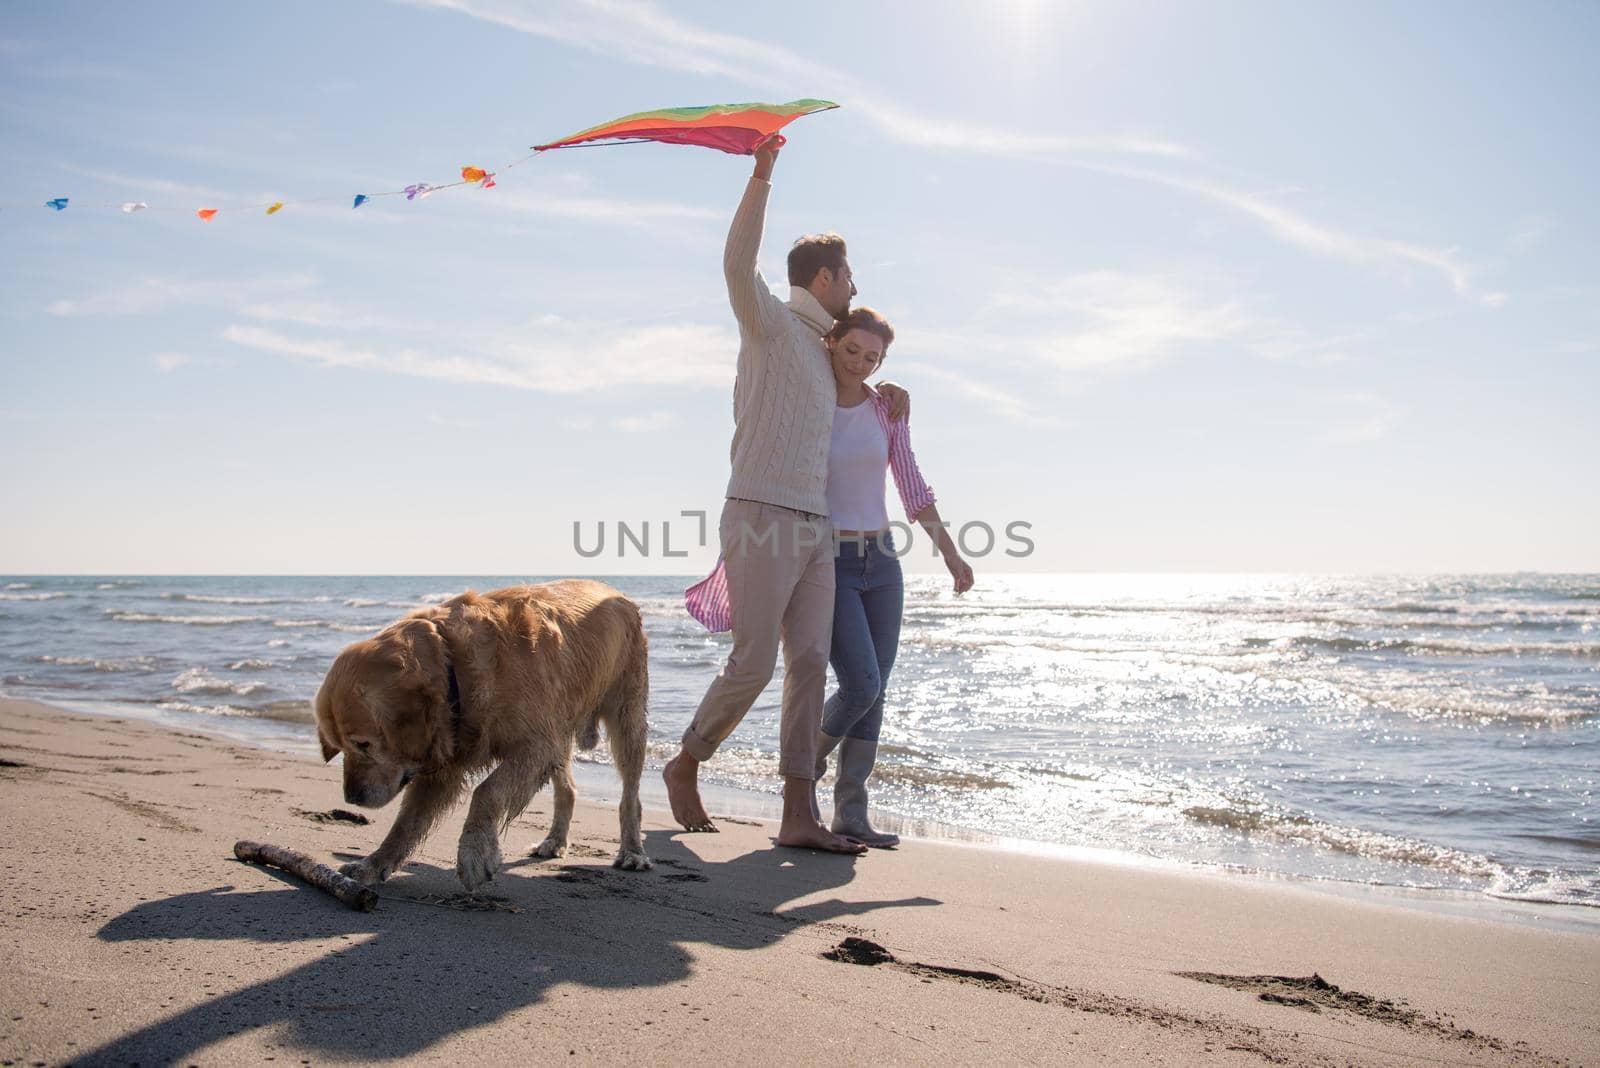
[1,0,1596,575]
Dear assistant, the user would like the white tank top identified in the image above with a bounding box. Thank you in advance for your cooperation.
[825,400,889,531]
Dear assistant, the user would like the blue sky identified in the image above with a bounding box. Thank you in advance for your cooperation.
[1,0,1596,574]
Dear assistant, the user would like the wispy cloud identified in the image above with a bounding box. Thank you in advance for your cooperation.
[406,0,1482,298]
[1078,163,1476,296]
[990,270,1253,372]
[46,273,319,318]
[400,0,1191,160]
[469,187,723,230]
[889,360,1058,427]
[612,411,677,433]
[1320,392,1401,444]
[221,319,736,394]
[55,165,237,205]
[153,352,191,373]
[236,301,420,333]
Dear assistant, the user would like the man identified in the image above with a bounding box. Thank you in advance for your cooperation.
[663,139,906,853]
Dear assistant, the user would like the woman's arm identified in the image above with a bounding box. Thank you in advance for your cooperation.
[881,402,974,594]
[912,502,975,594]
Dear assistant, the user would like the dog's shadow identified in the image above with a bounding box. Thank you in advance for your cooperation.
[82,828,939,1062]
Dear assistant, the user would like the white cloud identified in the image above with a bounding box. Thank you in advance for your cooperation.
[405,0,1480,297]
[890,360,1058,427]
[237,301,419,333]
[992,270,1253,371]
[1078,163,1475,295]
[221,319,736,394]
[612,411,677,433]
[483,188,722,225]
[153,353,191,373]
[1320,392,1401,444]
[400,0,1191,159]
[46,273,319,318]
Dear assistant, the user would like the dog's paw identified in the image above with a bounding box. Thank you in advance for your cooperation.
[613,850,653,872]
[456,831,503,892]
[340,858,392,886]
[532,835,568,859]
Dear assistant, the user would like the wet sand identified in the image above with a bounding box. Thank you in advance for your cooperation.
[1,696,1595,1066]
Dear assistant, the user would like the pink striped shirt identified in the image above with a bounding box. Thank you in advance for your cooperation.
[685,389,935,632]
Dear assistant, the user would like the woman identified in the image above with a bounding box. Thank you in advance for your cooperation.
[684,307,974,846]
[812,307,974,848]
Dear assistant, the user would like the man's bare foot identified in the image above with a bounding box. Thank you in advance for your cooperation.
[663,751,718,832]
[776,819,867,855]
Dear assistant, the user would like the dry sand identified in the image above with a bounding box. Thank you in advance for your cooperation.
[1,696,1595,1066]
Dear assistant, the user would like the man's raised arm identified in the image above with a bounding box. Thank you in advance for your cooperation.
[723,141,783,336]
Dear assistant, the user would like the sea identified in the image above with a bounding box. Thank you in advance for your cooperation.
[2,573,1595,913]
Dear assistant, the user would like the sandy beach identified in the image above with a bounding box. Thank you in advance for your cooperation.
[1,696,1595,1066]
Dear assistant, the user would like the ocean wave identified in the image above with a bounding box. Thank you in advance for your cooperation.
[869,761,1013,791]
[254,699,314,724]
[172,667,268,698]
[1182,804,1501,879]
[31,654,157,673]
[0,591,72,601]
[161,592,334,606]
[154,697,312,724]
[108,611,264,626]
[1487,871,1600,908]
[1351,686,1595,724]
[227,658,274,671]
[4,582,35,590]
[1284,635,1600,659]
[271,619,327,629]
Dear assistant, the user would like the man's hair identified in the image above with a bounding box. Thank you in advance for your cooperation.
[788,232,848,287]
[827,306,895,358]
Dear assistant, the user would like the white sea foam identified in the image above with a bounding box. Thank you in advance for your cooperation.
[161,592,335,606]
[5,582,35,590]
[109,611,263,626]
[0,591,72,601]
[172,667,267,697]
[33,654,156,673]
[1181,804,1501,879]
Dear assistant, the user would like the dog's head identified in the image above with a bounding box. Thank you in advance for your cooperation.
[313,617,454,808]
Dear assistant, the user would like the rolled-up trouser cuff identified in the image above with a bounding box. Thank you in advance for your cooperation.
[680,724,720,763]
[778,753,819,781]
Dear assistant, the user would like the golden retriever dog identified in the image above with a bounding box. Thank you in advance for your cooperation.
[314,579,651,891]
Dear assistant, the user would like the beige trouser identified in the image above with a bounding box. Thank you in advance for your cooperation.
[683,498,835,779]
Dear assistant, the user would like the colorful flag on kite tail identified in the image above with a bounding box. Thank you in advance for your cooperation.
[533,99,839,156]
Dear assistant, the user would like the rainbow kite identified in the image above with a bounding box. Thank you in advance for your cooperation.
[534,99,839,156]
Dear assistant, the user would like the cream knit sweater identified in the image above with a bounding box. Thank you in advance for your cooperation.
[722,177,837,516]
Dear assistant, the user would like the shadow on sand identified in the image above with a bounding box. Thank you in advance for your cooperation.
[80,828,939,1063]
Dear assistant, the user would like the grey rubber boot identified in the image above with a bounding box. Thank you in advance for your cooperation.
[830,737,899,848]
[811,731,842,824]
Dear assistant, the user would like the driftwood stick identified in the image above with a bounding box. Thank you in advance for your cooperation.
[233,840,378,912]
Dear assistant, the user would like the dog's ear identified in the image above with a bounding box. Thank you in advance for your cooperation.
[312,674,341,762]
[385,618,455,768]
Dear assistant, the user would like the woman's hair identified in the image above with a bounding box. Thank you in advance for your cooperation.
[826,306,895,358]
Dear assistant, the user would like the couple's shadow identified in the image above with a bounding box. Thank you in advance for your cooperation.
[80,828,939,1063]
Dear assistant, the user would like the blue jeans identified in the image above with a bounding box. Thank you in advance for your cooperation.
[822,533,904,742]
